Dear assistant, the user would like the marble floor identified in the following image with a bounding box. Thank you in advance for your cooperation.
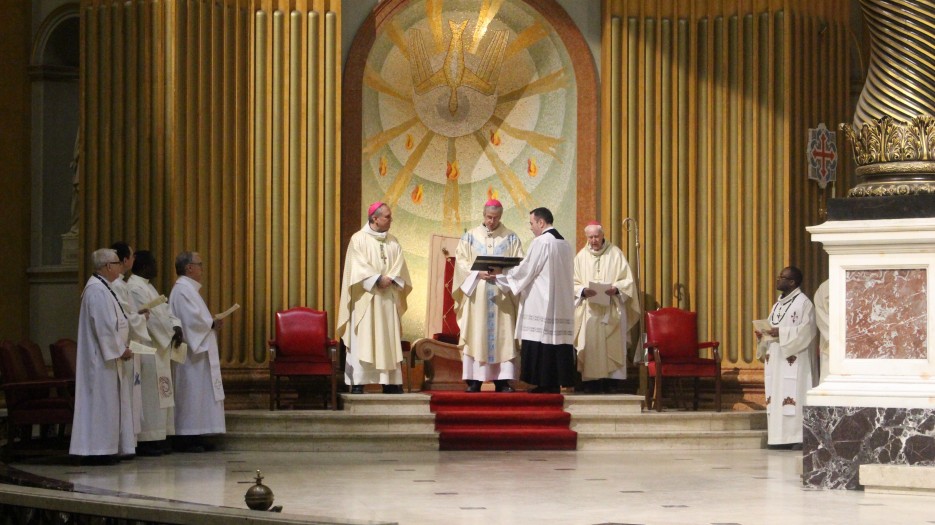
[9,448,935,525]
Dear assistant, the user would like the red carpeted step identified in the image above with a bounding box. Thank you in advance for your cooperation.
[429,391,577,451]
[435,410,571,429]
[439,427,577,451]
[428,392,566,412]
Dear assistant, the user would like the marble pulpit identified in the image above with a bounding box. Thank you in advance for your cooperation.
[805,196,935,489]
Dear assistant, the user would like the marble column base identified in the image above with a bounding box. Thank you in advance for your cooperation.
[803,406,935,489]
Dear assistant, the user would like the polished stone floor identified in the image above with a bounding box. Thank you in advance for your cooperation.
[10,448,935,525]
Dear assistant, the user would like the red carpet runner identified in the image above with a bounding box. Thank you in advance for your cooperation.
[428,391,577,451]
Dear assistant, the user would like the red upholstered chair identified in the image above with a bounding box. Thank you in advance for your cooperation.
[0,340,74,448]
[49,338,78,381]
[268,307,339,410]
[643,308,721,412]
[16,340,50,379]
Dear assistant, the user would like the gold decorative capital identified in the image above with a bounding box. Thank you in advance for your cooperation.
[840,116,935,197]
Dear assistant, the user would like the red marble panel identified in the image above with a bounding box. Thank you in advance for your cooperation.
[845,269,927,359]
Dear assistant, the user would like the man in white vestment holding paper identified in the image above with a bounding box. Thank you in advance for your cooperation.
[70,249,133,465]
[110,241,148,458]
[492,207,575,394]
[337,202,413,394]
[128,250,183,456]
[814,279,830,382]
[453,199,524,393]
[573,221,641,393]
[755,266,818,449]
[169,251,225,452]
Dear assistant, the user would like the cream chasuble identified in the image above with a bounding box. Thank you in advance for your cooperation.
[453,224,524,375]
[127,274,178,441]
[336,225,412,384]
[70,276,129,456]
[170,276,225,435]
[572,242,641,380]
[757,287,818,445]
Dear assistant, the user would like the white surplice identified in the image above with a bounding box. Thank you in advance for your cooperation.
[169,276,225,435]
[572,241,641,380]
[70,275,129,456]
[110,277,145,454]
[756,287,818,445]
[336,224,412,386]
[127,274,178,441]
[453,224,524,381]
[814,280,830,382]
[502,229,575,345]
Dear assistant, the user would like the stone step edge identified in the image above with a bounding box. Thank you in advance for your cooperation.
[226,413,435,421]
[223,430,439,439]
[576,429,767,438]
[860,464,935,494]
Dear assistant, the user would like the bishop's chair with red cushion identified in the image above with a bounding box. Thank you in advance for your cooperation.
[643,307,721,412]
[268,307,339,410]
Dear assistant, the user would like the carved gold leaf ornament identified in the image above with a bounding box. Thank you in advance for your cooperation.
[840,115,935,196]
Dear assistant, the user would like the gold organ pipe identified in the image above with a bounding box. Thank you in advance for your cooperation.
[289,10,302,306]
[609,17,621,247]
[253,9,269,360]
[270,10,284,324]
[323,10,336,319]
[307,10,320,307]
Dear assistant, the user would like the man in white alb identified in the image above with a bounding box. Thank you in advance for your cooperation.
[127,250,184,456]
[70,248,133,465]
[492,207,575,393]
[169,251,226,452]
[573,221,640,393]
[453,199,524,393]
[755,266,818,449]
[337,202,412,394]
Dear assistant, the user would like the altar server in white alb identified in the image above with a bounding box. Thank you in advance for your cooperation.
[70,248,133,465]
[337,202,413,394]
[755,266,818,448]
[452,199,524,393]
[109,241,148,457]
[169,251,225,452]
[127,250,184,456]
[573,221,641,393]
[493,207,576,393]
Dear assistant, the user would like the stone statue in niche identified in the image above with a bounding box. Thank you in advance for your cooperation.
[60,131,79,266]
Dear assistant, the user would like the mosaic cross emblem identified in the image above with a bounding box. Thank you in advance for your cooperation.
[807,123,837,189]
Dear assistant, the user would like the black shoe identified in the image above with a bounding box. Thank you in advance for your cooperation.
[464,380,482,392]
[136,443,163,457]
[494,380,514,393]
[530,386,560,394]
[350,385,365,394]
[79,455,119,466]
[382,384,403,394]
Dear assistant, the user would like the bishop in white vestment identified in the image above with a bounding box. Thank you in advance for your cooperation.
[70,249,132,462]
[336,202,412,394]
[573,222,640,389]
[495,207,576,393]
[169,251,226,444]
[128,250,182,454]
[453,199,524,392]
[756,266,818,447]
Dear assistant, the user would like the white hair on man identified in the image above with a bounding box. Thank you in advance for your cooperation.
[583,221,603,235]
[92,248,118,271]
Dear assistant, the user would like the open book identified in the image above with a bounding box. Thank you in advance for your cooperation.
[587,281,612,306]
[753,319,777,342]
[214,303,240,322]
[129,340,157,355]
[471,256,523,271]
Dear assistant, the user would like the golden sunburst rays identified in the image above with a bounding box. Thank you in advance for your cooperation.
[504,21,548,59]
[498,68,567,105]
[363,64,411,103]
[470,0,506,53]
[385,20,410,61]
[363,117,421,158]
[383,131,435,208]
[488,115,562,161]
[473,130,531,210]
[427,0,445,52]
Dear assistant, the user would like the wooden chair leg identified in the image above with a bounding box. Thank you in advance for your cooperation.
[269,371,275,411]
[654,374,663,412]
[644,373,653,411]
[331,368,338,411]
[715,370,722,412]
